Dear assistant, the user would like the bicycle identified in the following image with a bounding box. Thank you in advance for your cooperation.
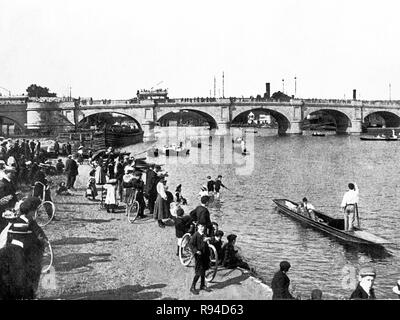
[126,188,140,223]
[179,229,219,282]
[32,181,56,227]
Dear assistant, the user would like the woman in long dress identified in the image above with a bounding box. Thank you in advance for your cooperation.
[153,174,170,228]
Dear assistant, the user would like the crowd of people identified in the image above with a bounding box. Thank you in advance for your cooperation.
[0,138,399,300]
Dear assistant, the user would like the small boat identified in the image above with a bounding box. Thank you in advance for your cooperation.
[360,135,398,141]
[312,132,326,137]
[273,199,390,247]
[190,139,202,148]
[158,145,190,157]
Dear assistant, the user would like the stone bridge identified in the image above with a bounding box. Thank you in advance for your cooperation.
[2,95,400,137]
[71,98,400,137]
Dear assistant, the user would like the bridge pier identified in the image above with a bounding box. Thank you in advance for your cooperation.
[141,121,156,141]
[349,119,363,135]
[215,122,230,135]
[285,121,303,135]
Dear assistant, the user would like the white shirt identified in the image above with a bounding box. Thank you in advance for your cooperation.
[341,185,359,208]
[156,181,167,200]
[303,202,315,211]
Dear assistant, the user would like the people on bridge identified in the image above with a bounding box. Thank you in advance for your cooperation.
[340,182,359,231]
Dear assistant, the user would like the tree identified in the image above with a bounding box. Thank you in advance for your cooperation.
[26,84,57,98]
[271,91,291,102]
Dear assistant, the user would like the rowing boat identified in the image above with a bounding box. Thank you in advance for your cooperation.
[360,136,398,141]
[272,199,390,247]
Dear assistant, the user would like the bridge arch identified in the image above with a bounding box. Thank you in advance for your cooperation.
[0,115,25,135]
[156,108,218,129]
[363,110,400,128]
[231,107,290,135]
[77,111,143,131]
[303,108,352,133]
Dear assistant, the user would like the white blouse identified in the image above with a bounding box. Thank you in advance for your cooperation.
[156,181,167,200]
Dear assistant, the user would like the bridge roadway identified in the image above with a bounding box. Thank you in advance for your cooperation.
[2,95,400,136]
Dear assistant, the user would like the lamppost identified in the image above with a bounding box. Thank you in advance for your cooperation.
[282,79,285,93]
[294,76,297,97]
[389,83,392,101]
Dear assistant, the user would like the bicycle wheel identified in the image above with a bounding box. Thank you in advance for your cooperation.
[41,240,53,274]
[205,244,218,282]
[179,233,194,266]
[35,201,55,227]
[127,200,140,223]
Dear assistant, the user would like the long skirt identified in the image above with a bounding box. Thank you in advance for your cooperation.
[153,194,170,220]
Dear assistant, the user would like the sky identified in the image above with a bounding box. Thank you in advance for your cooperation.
[1,0,400,100]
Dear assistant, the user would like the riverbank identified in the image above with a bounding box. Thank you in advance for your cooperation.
[36,162,273,300]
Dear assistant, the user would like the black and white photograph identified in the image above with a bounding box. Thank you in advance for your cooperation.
[1,0,400,311]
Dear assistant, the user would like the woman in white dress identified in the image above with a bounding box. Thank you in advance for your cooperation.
[153,174,170,228]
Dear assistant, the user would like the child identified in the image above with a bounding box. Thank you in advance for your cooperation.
[221,234,251,271]
[175,184,187,205]
[56,182,71,196]
[85,169,98,200]
[172,207,193,256]
[56,159,65,175]
[103,178,117,213]
[209,229,224,262]
[198,185,208,198]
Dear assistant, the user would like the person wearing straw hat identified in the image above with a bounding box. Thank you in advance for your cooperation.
[0,196,47,300]
[392,280,400,298]
[350,266,376,299]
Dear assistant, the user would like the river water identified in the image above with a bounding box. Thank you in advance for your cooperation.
[124,127,400,299]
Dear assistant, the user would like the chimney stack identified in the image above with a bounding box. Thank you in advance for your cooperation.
[353,89,357,100]
[264,82,271,99]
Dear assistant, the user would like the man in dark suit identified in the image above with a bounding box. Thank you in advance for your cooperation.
[0,165,18,231]
[189,196,213,236]
[188,223,211,295]
[271,261,296,300]
[144,164,159,215]
[65,154,79,190]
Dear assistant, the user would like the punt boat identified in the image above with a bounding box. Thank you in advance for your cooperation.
[272,199,390,247]
[360,136,398,141]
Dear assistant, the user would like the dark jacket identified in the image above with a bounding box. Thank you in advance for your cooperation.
[207,180,215,192]
[65,158,79,176]
[350,284,376,300]
[271,270,295,300]
[221,242,239,268]
[189,205,213,233]
[174,215,193,238]
[144,169,158,195]
[189,231,210,272]
[0,177,17,213]
[214,180,225,192]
